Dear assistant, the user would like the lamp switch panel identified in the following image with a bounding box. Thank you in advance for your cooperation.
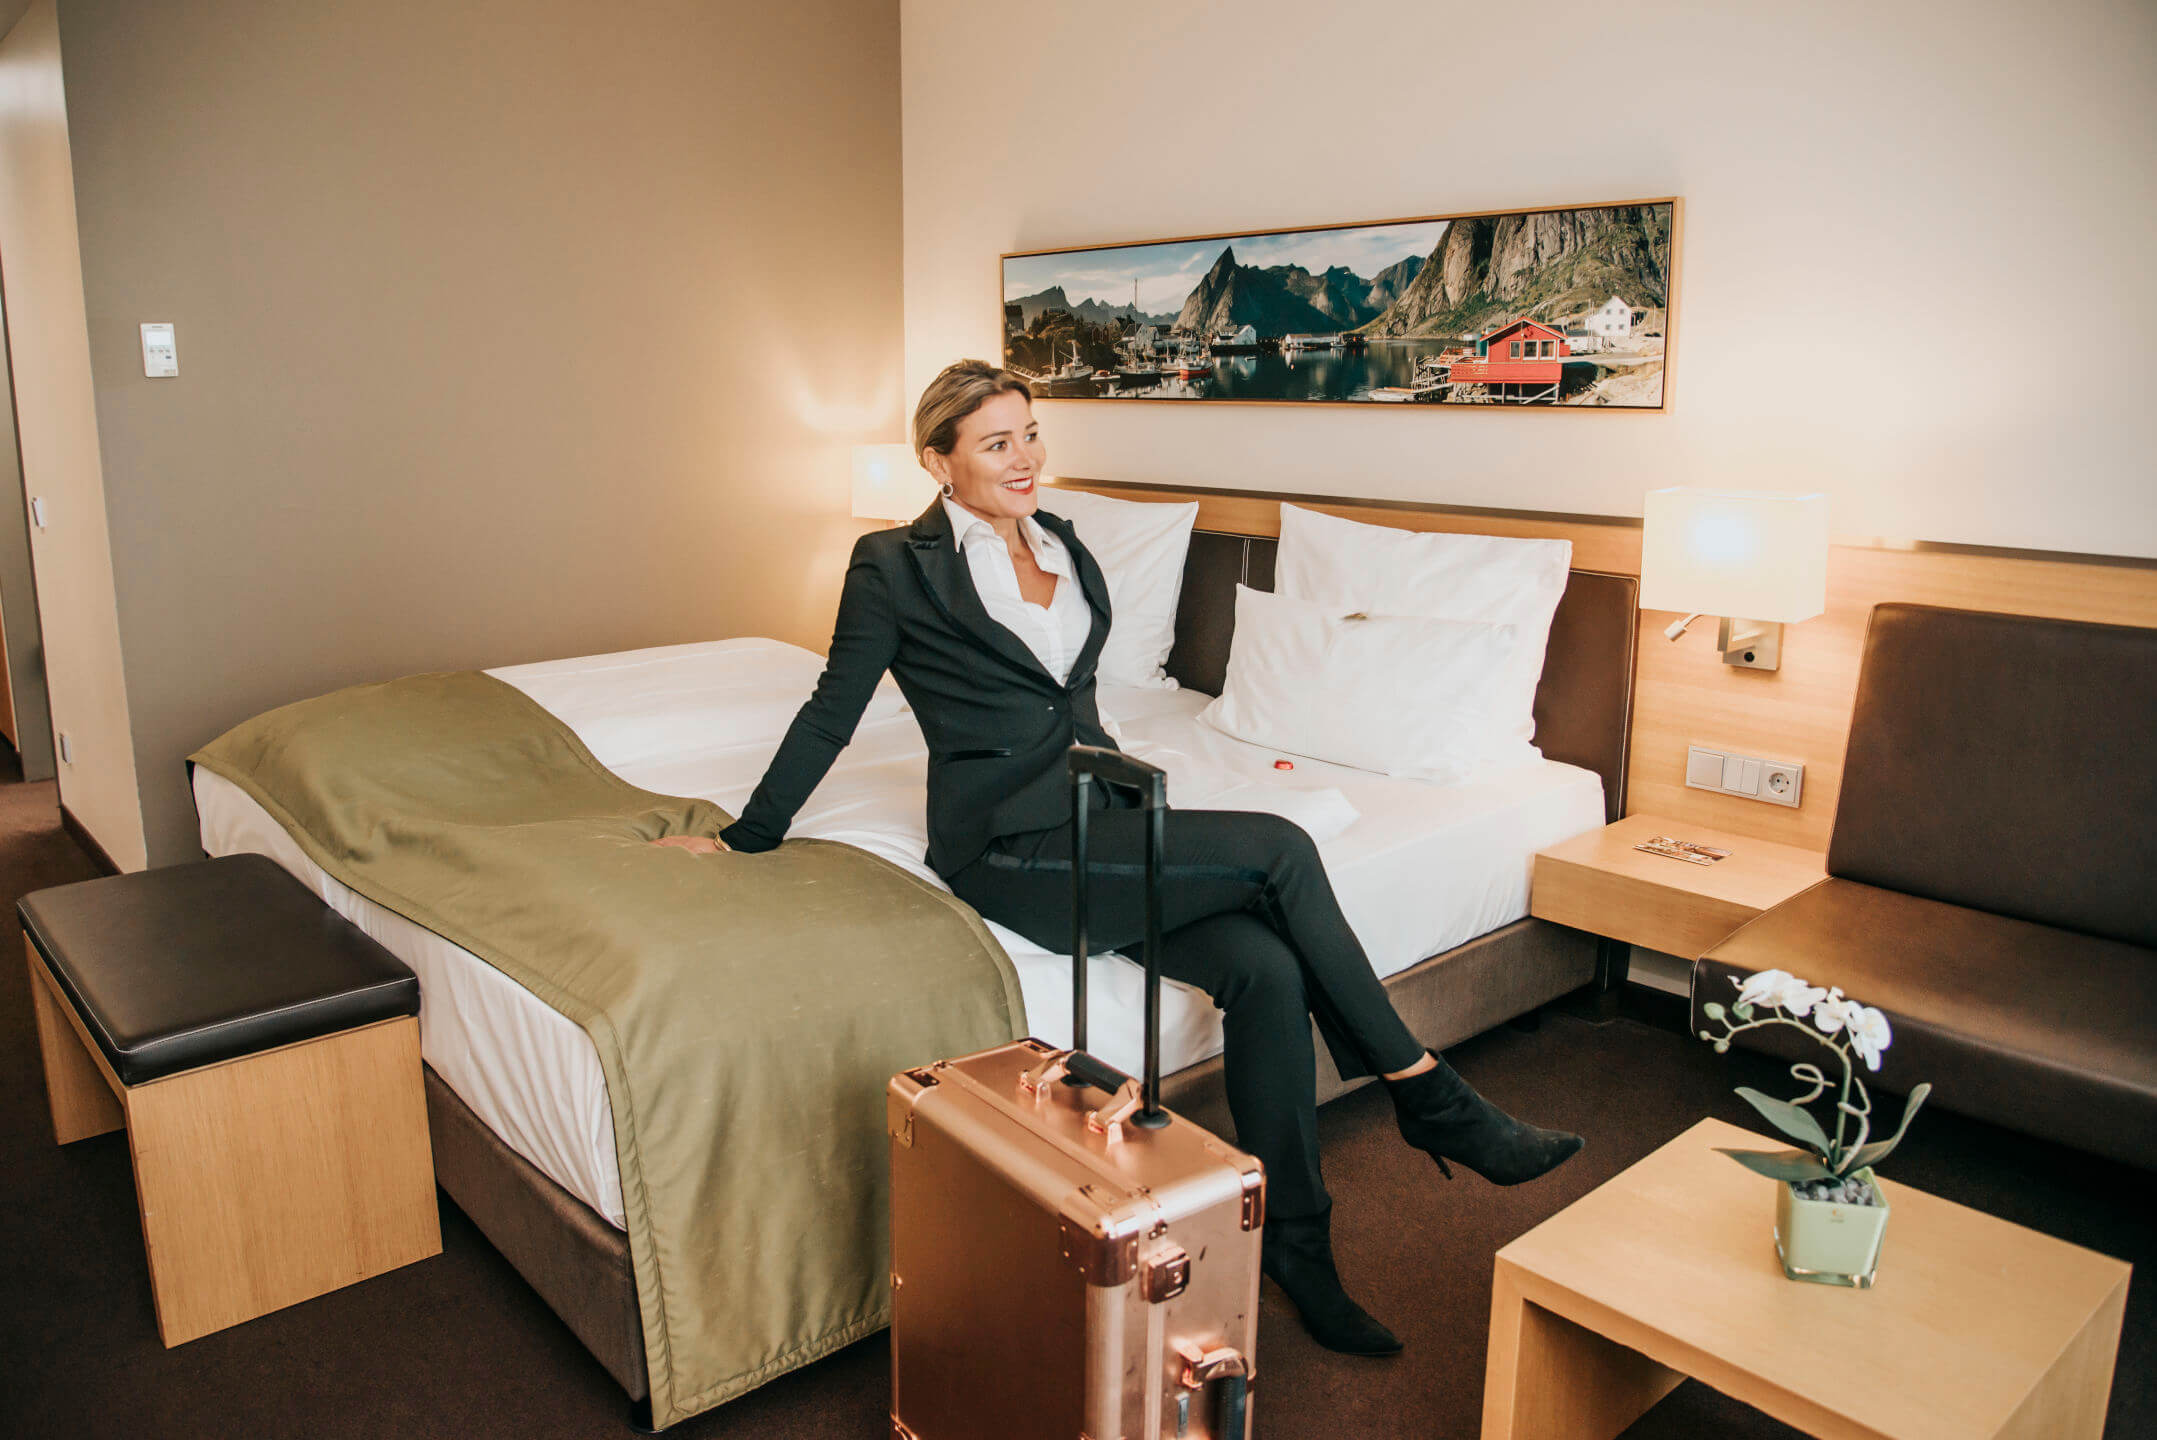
[1686,744,1803,808]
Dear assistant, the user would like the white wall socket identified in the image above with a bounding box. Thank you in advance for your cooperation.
[1686,744,1803,808]
[57,731,73,764]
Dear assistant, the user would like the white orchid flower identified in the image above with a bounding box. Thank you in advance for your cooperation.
[1734,969,1793,1006]
[1735,969,1828,1017]
[1812,989,1855,1036]
[1702,974,1929,1189]
[1846,1006,1893,1071]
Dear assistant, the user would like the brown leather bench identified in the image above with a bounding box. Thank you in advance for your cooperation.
[1692,604,2157,1170]
[21,853,441,1344]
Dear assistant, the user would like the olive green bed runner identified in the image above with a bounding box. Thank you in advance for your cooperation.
[191,670,1025,1427]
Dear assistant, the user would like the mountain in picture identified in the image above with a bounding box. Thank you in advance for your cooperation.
[1358,205,1671,339]
[1008,285,1177,328]
[1173,249,1394,337]
[1362,253,1424,312]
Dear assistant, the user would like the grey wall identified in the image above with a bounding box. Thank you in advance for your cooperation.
[57,0,906,864]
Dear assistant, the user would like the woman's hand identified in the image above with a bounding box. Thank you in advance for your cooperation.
[649,834,728,854]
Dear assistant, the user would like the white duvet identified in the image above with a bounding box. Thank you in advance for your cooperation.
[194,637,1604,1229]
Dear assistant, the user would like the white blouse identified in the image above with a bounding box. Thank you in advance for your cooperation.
[942,497,1094,686]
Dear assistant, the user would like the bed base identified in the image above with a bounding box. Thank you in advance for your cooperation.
[423,914,1597,1412]
[424,1066,647,1401]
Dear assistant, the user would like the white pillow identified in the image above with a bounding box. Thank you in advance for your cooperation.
[1036,486,1199,690]
[1274,503,1570,755]
[1197,585,1525,784]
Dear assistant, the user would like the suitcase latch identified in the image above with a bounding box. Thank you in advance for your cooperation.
[1140,1244,1191,1303]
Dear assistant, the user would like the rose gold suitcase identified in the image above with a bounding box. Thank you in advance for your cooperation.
[888,747,1264,1440]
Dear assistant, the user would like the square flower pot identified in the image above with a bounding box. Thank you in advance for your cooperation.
[1774,1180,1889,1288]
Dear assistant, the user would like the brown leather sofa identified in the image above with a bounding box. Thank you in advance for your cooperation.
[1691,603,2157,1170]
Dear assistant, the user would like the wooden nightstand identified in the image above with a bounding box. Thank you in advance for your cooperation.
[1532,815,1827,988]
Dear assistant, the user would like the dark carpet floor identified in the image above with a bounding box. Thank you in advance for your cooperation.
[0,753,2148,1439]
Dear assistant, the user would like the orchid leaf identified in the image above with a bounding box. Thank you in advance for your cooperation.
[1734,1086,1833,1157]
[1838,1083,1931,1175]
[1716,1147,1836,1183]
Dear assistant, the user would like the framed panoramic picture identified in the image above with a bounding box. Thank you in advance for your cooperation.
[1000,198,1679,409]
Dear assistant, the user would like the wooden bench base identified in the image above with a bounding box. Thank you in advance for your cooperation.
[27,939,441,1346]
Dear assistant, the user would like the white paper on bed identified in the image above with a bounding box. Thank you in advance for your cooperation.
[195,637,1604,1230]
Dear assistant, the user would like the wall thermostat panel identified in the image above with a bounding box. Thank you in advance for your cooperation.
[141,322,177,377]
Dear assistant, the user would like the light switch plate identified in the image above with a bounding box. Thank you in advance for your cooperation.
[1684,747,1726,788]
[1686,744,1804,807]
[141,322,177,377]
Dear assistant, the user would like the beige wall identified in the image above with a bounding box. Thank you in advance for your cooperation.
[55,0,904,865]
[0,0,145,864]
[0,281,59,780]
[902,0,2157,559]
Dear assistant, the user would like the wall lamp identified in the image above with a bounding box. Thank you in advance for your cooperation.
[850,442,936,525]
[1639,486,1829,671]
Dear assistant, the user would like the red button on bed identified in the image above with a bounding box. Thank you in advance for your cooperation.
[1274,759,1294,771]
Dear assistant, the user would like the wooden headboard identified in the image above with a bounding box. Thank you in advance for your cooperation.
[1157,527,1640,824]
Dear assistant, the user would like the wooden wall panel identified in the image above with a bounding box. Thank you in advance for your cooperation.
[1075,482,1645,575]
[1632,544,2157,850]
[1058,478,2157,854]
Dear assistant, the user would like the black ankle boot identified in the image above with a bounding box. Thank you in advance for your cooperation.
[1385,1051,1583,1185]
[1260,1208,1402,1357]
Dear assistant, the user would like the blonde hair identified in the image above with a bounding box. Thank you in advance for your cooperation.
[912,359,1032,462]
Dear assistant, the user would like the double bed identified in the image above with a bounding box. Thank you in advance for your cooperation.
[192,505,1639,1420]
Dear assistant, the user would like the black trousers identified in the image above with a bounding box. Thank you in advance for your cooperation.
[946,808,1428,1219]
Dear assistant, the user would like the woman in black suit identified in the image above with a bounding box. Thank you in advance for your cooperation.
[656,360,1581,1355]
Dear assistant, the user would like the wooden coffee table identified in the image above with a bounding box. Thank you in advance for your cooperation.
[1481,1118,2130,1440]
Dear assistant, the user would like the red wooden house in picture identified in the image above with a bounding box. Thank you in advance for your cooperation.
[1445,318,1569,401]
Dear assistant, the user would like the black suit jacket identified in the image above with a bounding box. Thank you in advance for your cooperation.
[720,499,1121,875]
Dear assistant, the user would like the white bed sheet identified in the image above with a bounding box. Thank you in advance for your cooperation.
[194,637,1604,1229]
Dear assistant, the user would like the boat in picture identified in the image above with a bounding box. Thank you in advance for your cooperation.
[1035,340,1103,396]
[1046,340,1094,383]
[1164,342,1211,379]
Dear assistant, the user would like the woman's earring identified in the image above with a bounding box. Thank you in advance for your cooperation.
[939,481,954,498]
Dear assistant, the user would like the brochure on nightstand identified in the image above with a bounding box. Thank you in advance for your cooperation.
[1633,834,1732,866]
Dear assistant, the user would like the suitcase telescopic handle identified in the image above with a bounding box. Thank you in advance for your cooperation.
[1065,744,1169,1131]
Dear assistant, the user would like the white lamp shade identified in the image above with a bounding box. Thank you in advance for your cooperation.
[851,442,935,521]
[1639,487,1829,622]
